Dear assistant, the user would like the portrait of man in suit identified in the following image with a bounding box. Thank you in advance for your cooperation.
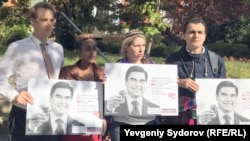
[105,65,160,116]
[26,81,85,135]
[198,80,250,125]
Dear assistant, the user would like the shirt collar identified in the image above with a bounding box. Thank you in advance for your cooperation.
[126,92,143,106]
[30,34,49,48]
[185,46,205,54]
[218,108,234,124]
[50,110,68,125]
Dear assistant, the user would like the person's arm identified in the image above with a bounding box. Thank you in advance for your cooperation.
[0,43,20,102]
[59,66,71,80]
[0,43,34,105]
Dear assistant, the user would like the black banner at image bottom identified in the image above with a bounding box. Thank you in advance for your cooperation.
[120,125,250,141]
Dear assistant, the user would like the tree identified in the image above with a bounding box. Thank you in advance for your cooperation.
[162,0,250,43]
[0,0,30,45]
[115,0,170,55]
[49,0,118,33]
[48,0,120,50]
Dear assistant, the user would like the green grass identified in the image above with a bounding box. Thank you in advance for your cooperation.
[64,50,166,66]
[225,61,250,78]
[1,47,250,78]
[65,50,250,78]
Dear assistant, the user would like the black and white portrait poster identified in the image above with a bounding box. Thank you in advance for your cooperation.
[104,63,178,116]
[196,79,250,125]
[26,78,103,135]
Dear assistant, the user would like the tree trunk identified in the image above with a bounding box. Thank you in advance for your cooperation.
[146,37,153,56]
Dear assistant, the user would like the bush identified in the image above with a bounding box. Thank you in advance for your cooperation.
[97,41,120,54]
[206,42,250,58]
[150,44,181,58]
[2,25,30,46]
[96,40,181,58]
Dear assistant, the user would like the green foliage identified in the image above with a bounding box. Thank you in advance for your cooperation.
[4,25,30,46]
[206,42,250,58]
[0,43,7,55]
[139,1,167,37]
[50,0,118,33]
[0,0,30,46]
[150,43,181,58]
[0,2,29,27]
[96,41,121,54]
[95,52,166,67]
[223,16,250,44]
[96,41,183,58]
[1,46,250,78]
[63,50,250,79]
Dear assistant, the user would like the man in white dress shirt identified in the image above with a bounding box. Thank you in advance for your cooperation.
[0,2,64,141]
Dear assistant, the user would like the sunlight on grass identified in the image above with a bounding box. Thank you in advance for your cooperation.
[1,48,250,78]
[225,61,250,78]
[96,53,166,66]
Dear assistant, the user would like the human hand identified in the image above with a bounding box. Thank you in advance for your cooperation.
[178,78,199,93]
[97,67,106,83]
[12,91,34,106]
[27,113,49,133]
[102,119,107,136]
[106,90,125,112]
[198,105,217,125]
[102,74,107,83]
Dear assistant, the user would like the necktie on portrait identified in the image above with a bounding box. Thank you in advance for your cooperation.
[41,43,55,79]
[223,115,231,125]
[131,100,140,116]
[55,118,64,135]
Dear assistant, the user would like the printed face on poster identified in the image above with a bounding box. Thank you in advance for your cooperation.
[25,78,103,135]
[196,79,250,125]
[104,63,178,116]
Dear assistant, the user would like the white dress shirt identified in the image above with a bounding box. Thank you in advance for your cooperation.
[0,35,64,109]
[113,91,155,125]
[218,108,234,124]
[50,111,67,134]
[126,94,143,115]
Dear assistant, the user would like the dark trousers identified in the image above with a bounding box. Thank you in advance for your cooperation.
[9,105,61,141]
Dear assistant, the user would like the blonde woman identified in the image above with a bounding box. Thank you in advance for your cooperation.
[109,29,155,141]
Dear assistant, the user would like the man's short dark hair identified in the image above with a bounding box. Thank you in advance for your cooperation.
[216,81,238,96]
[50,81,73,97]
[125,66,148,81]
[29,2,55,19]
[183,15,207,34]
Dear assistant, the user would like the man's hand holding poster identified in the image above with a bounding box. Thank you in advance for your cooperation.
[26,78,103,135]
